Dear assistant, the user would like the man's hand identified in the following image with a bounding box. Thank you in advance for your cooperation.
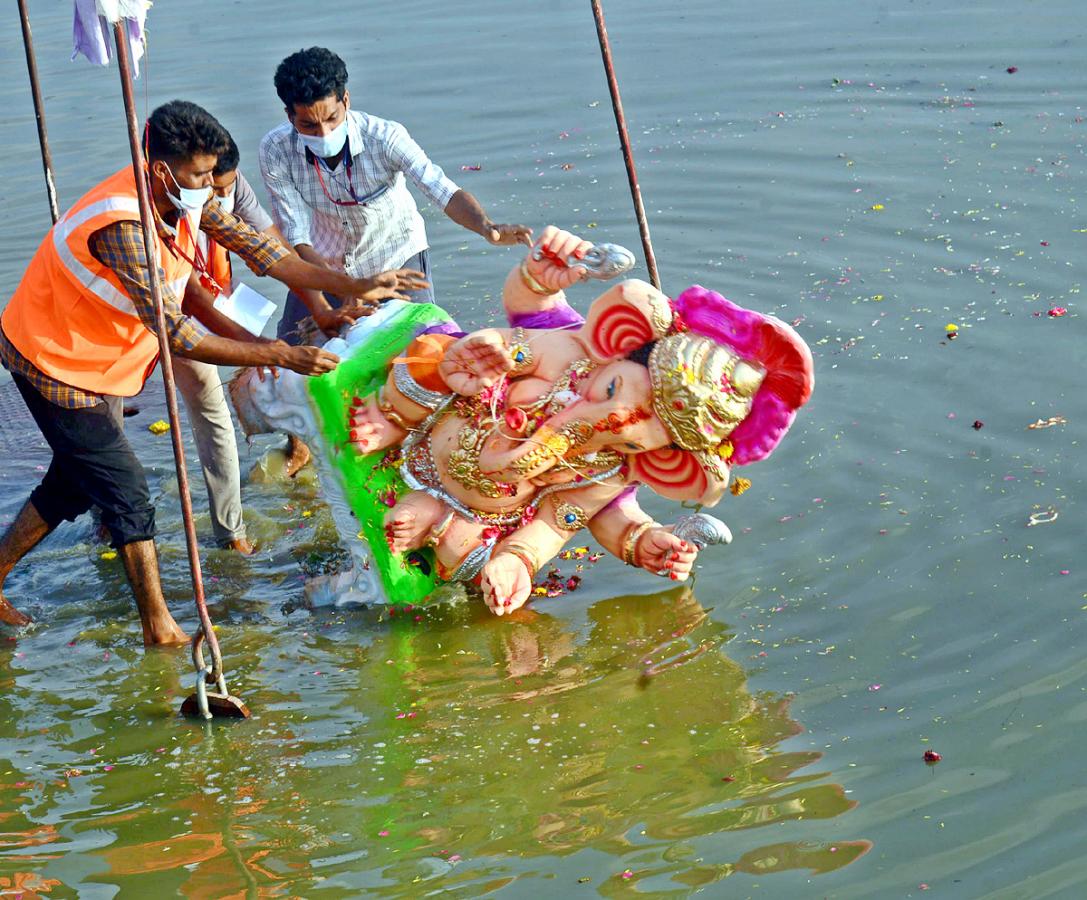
[485,223,534,247]
[313,304,379,337]
[269,342,340,377]
[353,268,429,303]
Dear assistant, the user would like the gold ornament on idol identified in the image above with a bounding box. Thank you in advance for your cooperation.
[507,327,534,375]
[648,333,765,453]
[511,420,594,476]
[553,500,589,532]
[502,541,540,580]
[622,520,658,567]
[448,424,519,499]
[519,261,554,296]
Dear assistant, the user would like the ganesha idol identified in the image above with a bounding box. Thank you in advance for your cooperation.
[229,227,814,614]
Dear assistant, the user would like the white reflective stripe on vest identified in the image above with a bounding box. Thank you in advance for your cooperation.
[52,196,185,320]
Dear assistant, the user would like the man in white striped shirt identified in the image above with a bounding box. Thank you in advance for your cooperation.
[259,47,530,474]
[259,46,531,344]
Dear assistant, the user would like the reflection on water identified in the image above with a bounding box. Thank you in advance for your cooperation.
[0,589,867,895]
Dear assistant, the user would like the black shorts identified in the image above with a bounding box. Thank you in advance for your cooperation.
[12,374,155,547]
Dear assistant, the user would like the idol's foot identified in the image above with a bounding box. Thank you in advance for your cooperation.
[348,396,406,455]
[384,493,443,554]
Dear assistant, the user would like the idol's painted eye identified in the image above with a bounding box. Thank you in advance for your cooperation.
[606,378,619,399]
[625,441,642,451]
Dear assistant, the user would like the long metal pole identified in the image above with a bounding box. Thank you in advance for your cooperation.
[17,0,59,223]
[589,0,660,290]
[111,24,226,690]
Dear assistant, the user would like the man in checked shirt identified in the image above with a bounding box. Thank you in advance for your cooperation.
[260,46,532,475]
[0,100,421,641]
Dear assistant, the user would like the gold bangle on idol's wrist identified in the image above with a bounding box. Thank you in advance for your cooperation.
[502,542,539,580]
[622,521,658,568]
[519,260,554,296]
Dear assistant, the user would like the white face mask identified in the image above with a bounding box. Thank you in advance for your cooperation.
[215,185,236,215]
[296,119,349,159]
[161,163,211,214]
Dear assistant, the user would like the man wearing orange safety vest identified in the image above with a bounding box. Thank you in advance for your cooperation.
[0,100,426,641]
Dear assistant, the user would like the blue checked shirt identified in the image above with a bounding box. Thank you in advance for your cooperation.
[258,110,460,279]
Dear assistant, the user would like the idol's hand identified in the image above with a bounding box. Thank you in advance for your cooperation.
[524,226,594,292]
[481,553,533,616]
[439,329,514,396]
[638,527,697,582]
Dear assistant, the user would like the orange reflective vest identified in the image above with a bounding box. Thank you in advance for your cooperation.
[1,166,197,397]
[208,238,232,292]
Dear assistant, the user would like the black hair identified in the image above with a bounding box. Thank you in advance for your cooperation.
[274,47,349,109]
[146,100,232,166]
[213,132,240,176]
[626,340,657,368]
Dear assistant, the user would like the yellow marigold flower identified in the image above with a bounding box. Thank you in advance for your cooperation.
[730,476,752,496]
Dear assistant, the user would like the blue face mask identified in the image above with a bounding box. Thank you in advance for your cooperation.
[297,119,349,160]
[161,163,211,214]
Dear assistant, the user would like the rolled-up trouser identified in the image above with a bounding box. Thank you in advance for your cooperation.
[12,373,155,548]
[172,357,246,544]
[276,249,433,346]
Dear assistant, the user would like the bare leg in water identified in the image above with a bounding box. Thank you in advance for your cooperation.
[119,540,189,646]
[0,500,50,627]
[0,499,187,644]
[284,434,311,478]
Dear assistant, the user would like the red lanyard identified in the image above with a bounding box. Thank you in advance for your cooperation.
[164,216,228,297]
[311,146,364,206]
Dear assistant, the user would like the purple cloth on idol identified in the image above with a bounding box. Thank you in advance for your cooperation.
[509,300,585,331]
[420,321,464,338]
[421,296,585,338]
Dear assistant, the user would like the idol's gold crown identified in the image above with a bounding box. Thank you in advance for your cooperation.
[648,333,765,456]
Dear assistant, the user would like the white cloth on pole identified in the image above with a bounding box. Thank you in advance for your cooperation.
[72,0,148,74]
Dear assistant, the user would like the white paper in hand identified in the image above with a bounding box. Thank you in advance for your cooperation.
[213,283,277,336]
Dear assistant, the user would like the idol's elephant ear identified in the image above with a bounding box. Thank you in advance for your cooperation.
[581,279,674,361]
[628,447,731,508]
